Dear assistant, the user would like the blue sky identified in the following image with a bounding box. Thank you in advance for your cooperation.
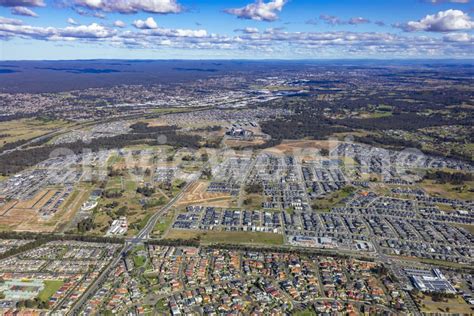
[0,0,473,59]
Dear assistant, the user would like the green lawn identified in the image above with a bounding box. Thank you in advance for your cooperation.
[144,197,166,209]
[38,280,64,302]
[133,255,146,267]
[293,309,316,316]
[368,111,393,118]
[106,176,123,190]
[312,186,356,211]
[171,179,187,194]
[418,295,472,314]
[421,180,474,200]
[152,212,174,237]
[391,255,468,269]
[0,118,72,149]
[107,154,125,167]
[165,230,284,246]
[155,298,169,312]
[124,180,137,192]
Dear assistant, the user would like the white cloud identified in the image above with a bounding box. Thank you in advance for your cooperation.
[0,21,115,40]
[93,11,105,18]
[114,20,125,28]
[348,17,370,25]
[11,6,37,16]
[133,17,158,29]
[144,27,208,38]
[60,23,114,38]
[403,9,474,32]
[0,15,23,24]
[443,32,473,42]
[0,16,471,57]
[67,17,78,25]
[225,0,287,22]
[235,27,259,33]
[173,28,207,37]
[320,14,371,25]
[245,27,259,33]
[0,0,44,7]
[78,0,100,8]
[74,0,182,14]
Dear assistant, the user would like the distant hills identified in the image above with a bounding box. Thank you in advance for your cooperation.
[0,59,472,93]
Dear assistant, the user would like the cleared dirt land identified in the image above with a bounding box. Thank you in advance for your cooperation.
[265,139,339,156]
[0,187,87,232]
[175,181,236,208]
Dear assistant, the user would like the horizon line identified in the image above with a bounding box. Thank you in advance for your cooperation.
[1,58,474,62]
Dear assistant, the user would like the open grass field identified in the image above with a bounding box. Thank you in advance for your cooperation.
[86,164,176,236]
[133,254,146,267]
[90,196,146,236]
[417,295,472,314]
[105,176,123,191]
[38,280,64,302]
[151,107,196,115]
[155,299,169,313]
[293,309,316,316]
[312,186,356,212]
[151,211,174,238]
[421,180,474,200]
[165,229,284,246]
[264,85,303,91]
[391,255,469,269]
[265,139,339,156]
[107,154,125,168]
[124,179,138,192]
[358,110,393,119]
[110,150,156,171]
[0,118,71,149]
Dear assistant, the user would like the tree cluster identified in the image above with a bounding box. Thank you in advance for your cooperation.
[137,186,155,197]
[77,217,95,233]
[245,183,263,194]
[424,170,472,185]
[0,122,202,175]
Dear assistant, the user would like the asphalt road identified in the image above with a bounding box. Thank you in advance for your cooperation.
[67,173,200,315]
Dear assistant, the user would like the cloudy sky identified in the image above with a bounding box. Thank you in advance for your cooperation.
[0,0,473,59]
